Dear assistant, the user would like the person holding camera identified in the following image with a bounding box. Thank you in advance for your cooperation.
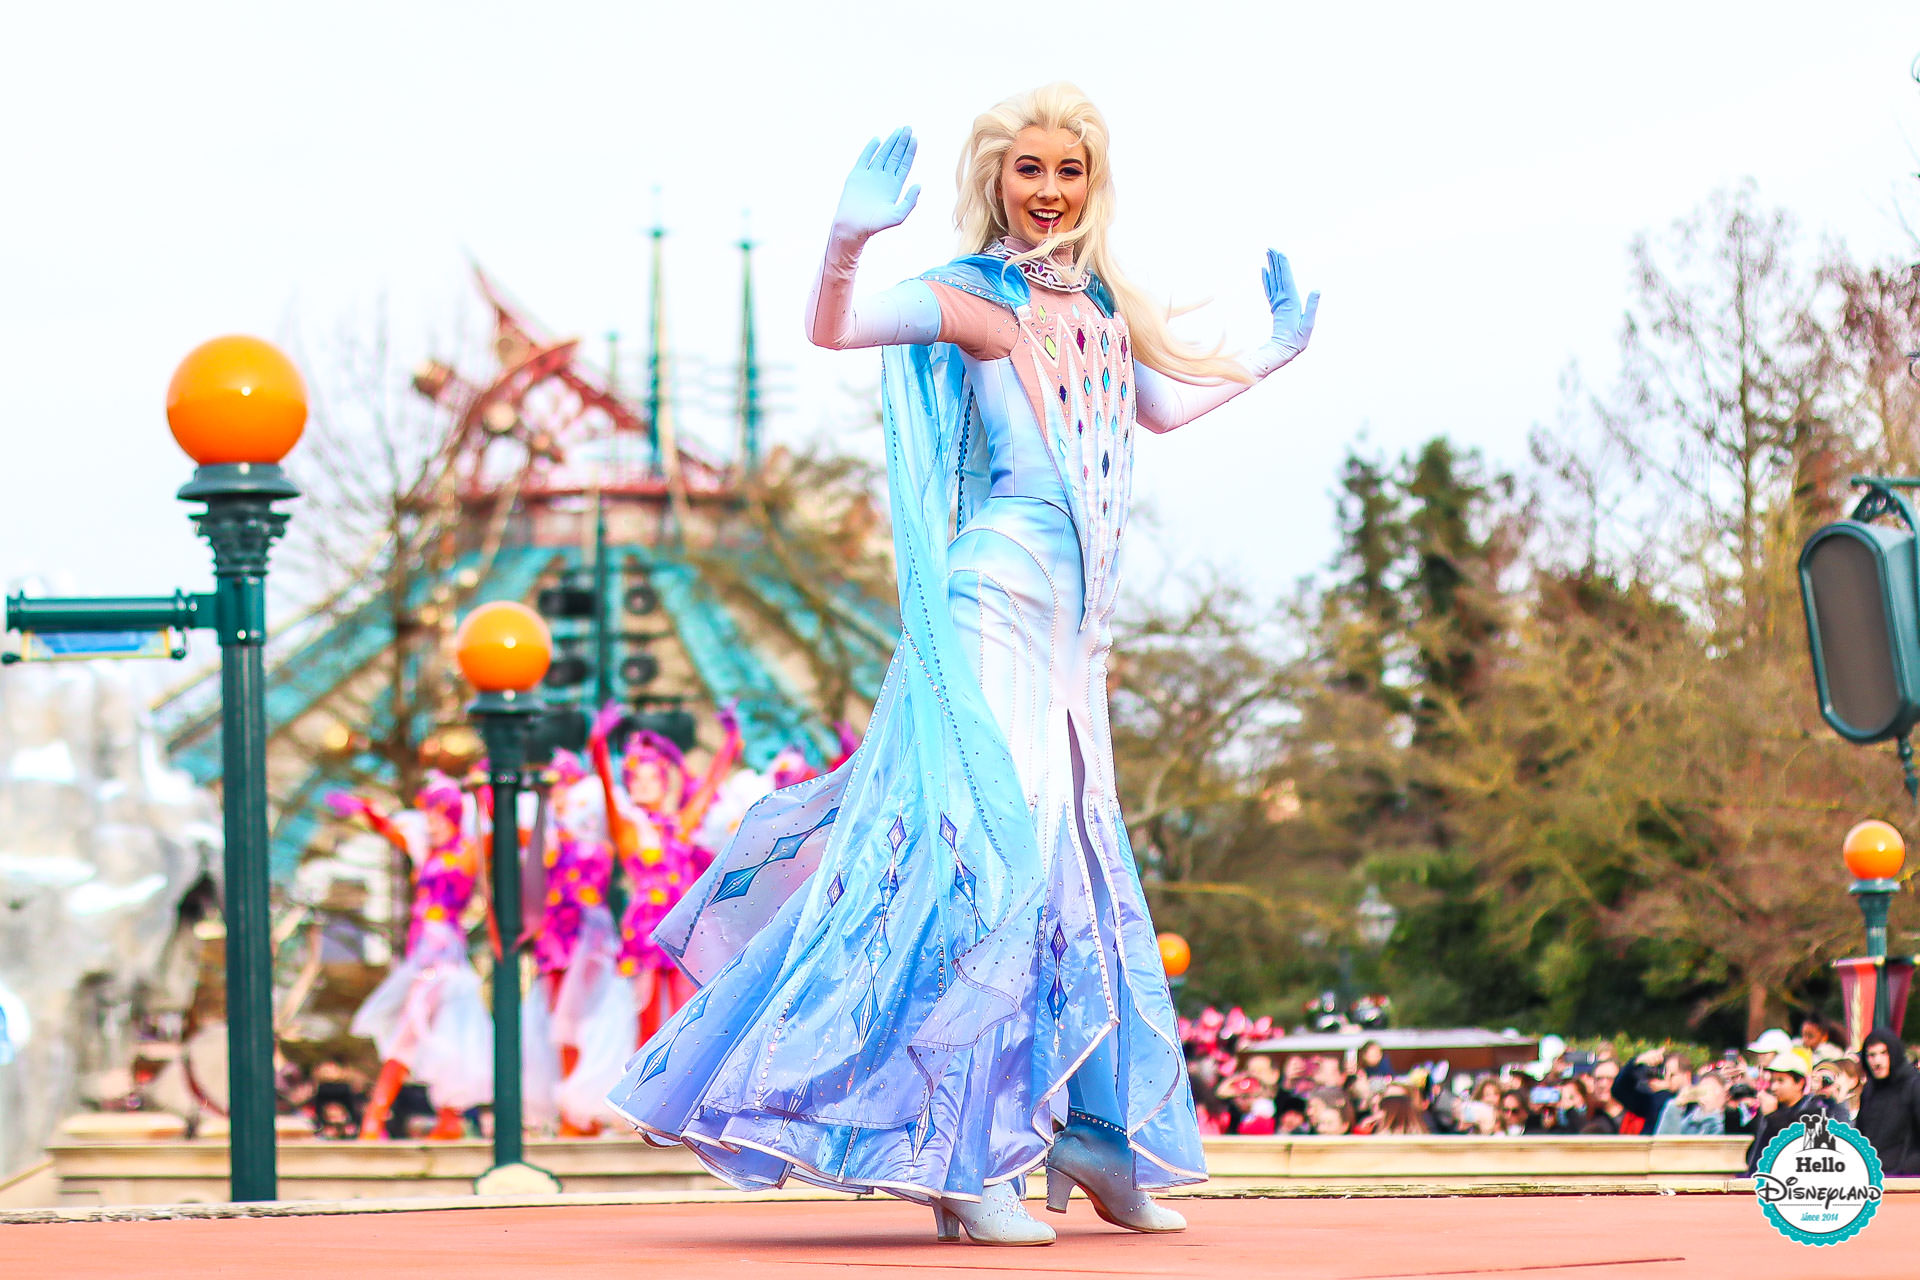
[1745,1048,1848,1175]
[1611,1048,1692,1134]
[1494,1089,1548,1136]
[1653,1070,1730,1135]
[1723,1075,1762,1136]
[1519,1082,1577,1133]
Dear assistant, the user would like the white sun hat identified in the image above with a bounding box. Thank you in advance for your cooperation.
[1519,1034,1568,1079]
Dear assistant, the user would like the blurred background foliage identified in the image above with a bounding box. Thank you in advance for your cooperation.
[753,187,1920,1043]
[1116,186,1919,1041]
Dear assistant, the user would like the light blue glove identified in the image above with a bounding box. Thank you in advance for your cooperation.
[831,126,922,242]
[1260,249,1320,364]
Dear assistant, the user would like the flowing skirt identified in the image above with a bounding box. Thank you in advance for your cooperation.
[522,905,635,1129]
[350,921,494,1112]
[606,495,1201,1198]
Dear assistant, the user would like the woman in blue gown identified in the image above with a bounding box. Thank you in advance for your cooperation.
[606,82,1318,1246]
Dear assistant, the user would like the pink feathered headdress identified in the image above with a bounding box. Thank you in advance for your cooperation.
[549,749,589,787]
[768,745,815,791]
[622,732,690,808]
[415,771,466,827]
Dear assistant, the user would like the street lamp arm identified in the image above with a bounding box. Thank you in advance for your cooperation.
[5,589,216,635]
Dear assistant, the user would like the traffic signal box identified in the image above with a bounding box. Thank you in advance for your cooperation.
[1800,479,1920,747]
[533,564,695,757]
[536,578,597,690]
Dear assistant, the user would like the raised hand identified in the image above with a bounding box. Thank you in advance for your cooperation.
[591,699,625,747]
[832,126,922,241]
[1261,249,1320,362]
[325,791,370,821]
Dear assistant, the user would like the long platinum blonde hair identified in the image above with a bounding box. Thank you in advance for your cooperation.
[954,82,1249,385]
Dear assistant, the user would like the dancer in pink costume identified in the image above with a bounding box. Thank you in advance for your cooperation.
[331,773,492,1140]
[764,746,815,792]
[594,705,745,1043]
[693,723,859,854]
[764,723,861,793]
[524,749,632,1135]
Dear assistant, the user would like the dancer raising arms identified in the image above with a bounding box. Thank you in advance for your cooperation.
[592,706,741,1045]
[333,775,492,1140]
[608,83,1317,1246]
[525,749,630,1135]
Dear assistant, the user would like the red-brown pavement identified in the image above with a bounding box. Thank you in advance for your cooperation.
[6,1194,1916,1279]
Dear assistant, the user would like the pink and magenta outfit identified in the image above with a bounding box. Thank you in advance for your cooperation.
[339,775,493,1115]
[523,751,633,1131]
[596,711,743,1039]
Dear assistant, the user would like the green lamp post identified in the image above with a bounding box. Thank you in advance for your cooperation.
[1843,819,1907,1029]
[4,335,305,1202]
[455,600,562,1194]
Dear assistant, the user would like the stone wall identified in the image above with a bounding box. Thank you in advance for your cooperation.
[34,1132,1769,1208]
[0,655,221,1180]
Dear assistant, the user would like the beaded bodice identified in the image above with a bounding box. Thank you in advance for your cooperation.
[1005,285,1135,623]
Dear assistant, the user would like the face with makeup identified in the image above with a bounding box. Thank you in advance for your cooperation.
[551,778,604,840]
[426,807,459,850]
[1000,125,1086,244]
[626,753,683,813]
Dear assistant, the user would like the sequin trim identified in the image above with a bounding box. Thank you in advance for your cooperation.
[981,238,1091,295]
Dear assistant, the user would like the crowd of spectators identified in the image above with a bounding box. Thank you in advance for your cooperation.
[1181,1008,1920,1175]
[275,1057,480,1140]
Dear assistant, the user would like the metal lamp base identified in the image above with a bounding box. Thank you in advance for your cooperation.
[473,1161,563,1197]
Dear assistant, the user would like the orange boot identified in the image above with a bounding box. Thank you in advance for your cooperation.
[359,1059,408,1140]
[634,970,663,1047]
[548,972,601,1138]
[554,1043,600,1137]
[427,1106,466,1140]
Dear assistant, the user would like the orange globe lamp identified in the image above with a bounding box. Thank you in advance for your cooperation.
[1843,820,1906,882]
[455,602,552,693]
[166,336,308,467]
[1158,931,1191,980]
[455,600,556,1188]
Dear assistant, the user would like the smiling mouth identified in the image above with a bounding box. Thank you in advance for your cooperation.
[1029,209,1064,232]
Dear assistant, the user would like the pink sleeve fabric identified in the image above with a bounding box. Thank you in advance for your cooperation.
[925,283,1018,361]
[805,231,942,350]
[1131,350,1279,434]
[805,231,1019,358]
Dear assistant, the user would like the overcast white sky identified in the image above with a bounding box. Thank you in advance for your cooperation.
[2,2,1916,613]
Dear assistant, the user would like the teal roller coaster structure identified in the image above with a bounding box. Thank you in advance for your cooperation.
[151,239,897,885]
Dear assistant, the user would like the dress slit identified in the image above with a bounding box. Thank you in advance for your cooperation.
[1064,718,1124,1127]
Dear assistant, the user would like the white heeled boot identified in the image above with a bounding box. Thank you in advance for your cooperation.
[930,1179,1056,1246]
[1045,1120,1187,1233]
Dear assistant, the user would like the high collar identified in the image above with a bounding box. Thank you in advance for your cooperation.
[985,236,1090,295]
[1000,235,1076,265]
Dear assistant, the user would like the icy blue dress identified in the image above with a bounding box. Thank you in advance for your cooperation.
[605,248,1203,1201]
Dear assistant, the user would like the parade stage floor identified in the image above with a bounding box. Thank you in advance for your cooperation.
[7,1193,1917,1279]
